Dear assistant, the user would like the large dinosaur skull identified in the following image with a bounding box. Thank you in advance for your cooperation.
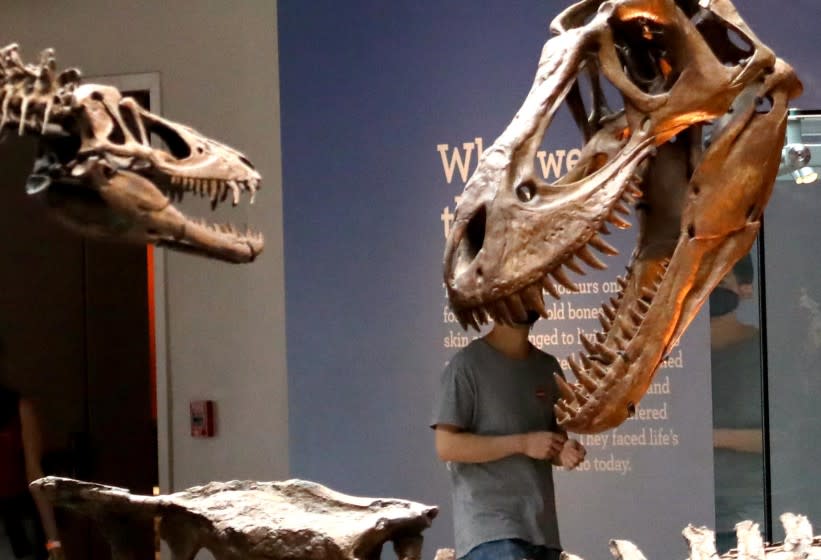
[443,0,802,433]
[1,44,262,263]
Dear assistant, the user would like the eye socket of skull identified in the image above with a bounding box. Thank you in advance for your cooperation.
[609,14,682,94]
[119,104,146,144]
[107,120,126,145]
[690,9,754,66]
[672,0,700,17]
[99,103,143,147]
[143,116,192,160]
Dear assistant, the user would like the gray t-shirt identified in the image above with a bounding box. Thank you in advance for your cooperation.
[431,338,563,557]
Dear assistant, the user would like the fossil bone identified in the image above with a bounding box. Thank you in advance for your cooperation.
[436,514,821,560]
[33,476,437,560]
[442,0,802,433]
[0,43,262,263]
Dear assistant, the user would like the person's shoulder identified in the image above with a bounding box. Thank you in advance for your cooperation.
[531,345,559,362]
[531,347,562,371]
[443,338,485,373]
[449,338,485,360]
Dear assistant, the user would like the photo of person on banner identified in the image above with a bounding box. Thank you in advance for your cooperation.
[710,253,766,553]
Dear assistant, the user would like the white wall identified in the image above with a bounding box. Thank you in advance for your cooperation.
[0,1,288,488]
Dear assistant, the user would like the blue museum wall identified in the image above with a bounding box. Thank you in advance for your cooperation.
[741,2,821,110]
[279,1,820,556]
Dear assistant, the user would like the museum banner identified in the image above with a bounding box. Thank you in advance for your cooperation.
[279,2,714,558]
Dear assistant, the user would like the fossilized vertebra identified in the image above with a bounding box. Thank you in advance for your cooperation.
[443,0,801,432]
[34,476,437,560]
[0,43,262,263]
[437,513,820,560]
[608,513,819,560]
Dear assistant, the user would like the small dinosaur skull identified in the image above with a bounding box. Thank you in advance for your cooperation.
[0,43,262,263]
[443,0,802,432]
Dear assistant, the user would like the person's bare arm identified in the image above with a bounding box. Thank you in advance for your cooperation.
[19,398,60,545]
[554,438,587,469]
[435,424,566,463]
[713,429,763,453]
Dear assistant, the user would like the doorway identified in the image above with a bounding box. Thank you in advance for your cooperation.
[0,76,162,559]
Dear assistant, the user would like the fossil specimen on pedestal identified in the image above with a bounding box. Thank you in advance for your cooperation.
[434,513,820,560]
[33,476,437,560]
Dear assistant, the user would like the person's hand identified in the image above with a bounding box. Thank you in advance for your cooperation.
[522,431,567,460]
[48,548,66,560]
[557,439,586,469]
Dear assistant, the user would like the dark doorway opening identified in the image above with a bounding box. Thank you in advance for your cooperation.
[0,89,158,560]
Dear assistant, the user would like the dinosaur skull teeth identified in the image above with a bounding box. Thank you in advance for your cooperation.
[452,220,678,430]
[555,257,674,432]
[576,245,607,270]
[165,176,260,208]
[187,215,263,241]
[605,206,633,229]
[229,181,242,204]
[551,266,579,292]
[452,223,640,331]
[589,234,619,257]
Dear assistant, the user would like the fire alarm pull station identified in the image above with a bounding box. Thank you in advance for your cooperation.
[190,400,215,437]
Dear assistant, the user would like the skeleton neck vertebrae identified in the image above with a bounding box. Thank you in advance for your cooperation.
[443,0,802,433]
[0,43,263,263]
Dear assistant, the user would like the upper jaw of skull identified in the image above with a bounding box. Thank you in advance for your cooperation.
[446,0,791,313]
[29,83,264,263]
[33,153,264,264]
[72,84,260,195]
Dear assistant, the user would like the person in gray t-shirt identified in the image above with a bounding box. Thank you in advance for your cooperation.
[432,313,586,560]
